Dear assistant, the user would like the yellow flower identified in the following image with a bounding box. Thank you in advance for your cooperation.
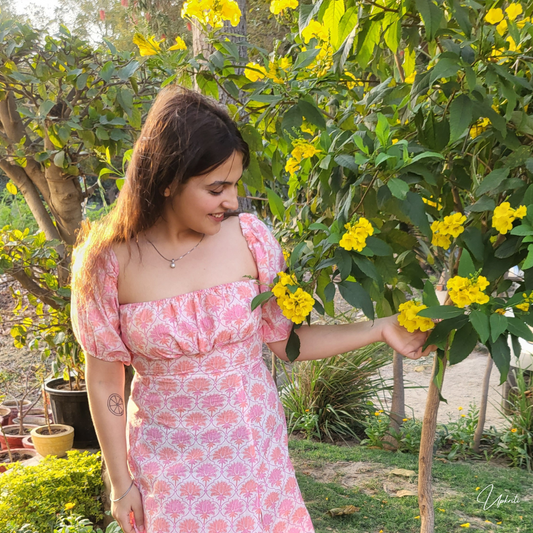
[460,522,470,528]
[517,17,531,29]
[495,308,506,315]
[181,0,241,28]
[506,36,519,52]
[291,140,321,162]
[344,71,363,90]
[496,19,508,35]
[244,62,268,82]
[493,202,526,234]
[404,72,416,84]
[64,502,76,510]
[339,218,374,252]
[447,275,491,308]
[470,117,490,139]
[458,406,463,410]
[301,20,329,43]
[511,427,517,432]
[516,302,530,312]
[270,0,298,15]
[282,250,290,263]
[301,121,315,135]
[168,36,187,51]
[431,214,466,249]
[461,414,466,417]
[133,33,163,56]
[285,158,301,176]
[485,8,504,24]
[278,287,315,324]
[506,3,523,21]
[398,300,435,333]
[402,418,408,421]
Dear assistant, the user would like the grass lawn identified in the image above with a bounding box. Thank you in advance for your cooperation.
[289,439,533,533]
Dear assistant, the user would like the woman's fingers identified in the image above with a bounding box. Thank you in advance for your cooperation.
[131,499,145,532]
[115,510,135,533]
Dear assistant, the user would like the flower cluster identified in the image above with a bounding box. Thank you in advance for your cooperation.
[397,300,435,333]
[339,218,374,252]
[447,275,490,308]
[284,139,321,176]
[133,33,164,56]
[431,213,467,249]
[301,21,329,43]
[272,272,315,324]
[470,117,490,139]
[270,0,298,15]
[181,0,241,29]
[515,291,533,312]
[244,58,292,83]
[492,202,527,234]
[485,4,523,25]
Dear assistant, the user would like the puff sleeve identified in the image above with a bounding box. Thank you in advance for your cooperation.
[241,213,294,344]
[70,247,131,365]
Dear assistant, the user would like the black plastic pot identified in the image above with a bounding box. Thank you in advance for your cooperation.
[44,378,97,448]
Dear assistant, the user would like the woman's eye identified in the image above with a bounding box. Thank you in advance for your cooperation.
[209,190,223,196]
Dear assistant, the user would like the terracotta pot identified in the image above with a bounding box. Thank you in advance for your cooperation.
[31,424,74,458]
[0,407,10,427]
[1,400,31,425]
[0,448,38,473]
[22,435,35,450]
[0,424,39,450]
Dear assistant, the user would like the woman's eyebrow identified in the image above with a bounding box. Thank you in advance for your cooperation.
[208,176,243,187]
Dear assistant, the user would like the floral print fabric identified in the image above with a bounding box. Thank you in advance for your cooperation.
[71,213,315,533]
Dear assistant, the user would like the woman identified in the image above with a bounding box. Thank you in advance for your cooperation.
[71,87,433,533]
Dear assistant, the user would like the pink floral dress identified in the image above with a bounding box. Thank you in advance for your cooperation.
[71,213,315,533]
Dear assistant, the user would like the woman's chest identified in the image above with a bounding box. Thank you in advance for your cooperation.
[118,280,262,358]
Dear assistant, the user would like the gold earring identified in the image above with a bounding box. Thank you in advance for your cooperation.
[164,189,170,197]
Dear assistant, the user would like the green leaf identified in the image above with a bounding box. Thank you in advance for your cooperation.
[39,100,55,118]
[490,313,508,343]
[403,192,432,239]
[251,291,274,311]
[336,7,358,48]
[449,94,473,143]
[469,310,490,344]
[117,61,140,81]
[100,61,115,82]
[266,187,285,222]
[375,113,390,147]
[410,151,445,163]
[418,306,465,319]
[286,326,301,362]
[507,317,533,342]
[316,268,335,317]
[489,335,511,384]
[423,280,440,308]
[387,178,410,200]
[429,57,461,85]
[338,280,374,320]
[466,196,496,213]
[458,249,476,277]
[293,47,322,70]
[461,226,484,262]
[365,236,392,256]
[415,0,443,41]
[476,168,510,197]
[425,314,469,349]
[282,105,303,134]
[522,245,533,270]
[298,99,327,130]
[334,155,358,172]
[449,323,477,365]
[53,150,65,168]
[352,255,383,288]
[322,0,345,49]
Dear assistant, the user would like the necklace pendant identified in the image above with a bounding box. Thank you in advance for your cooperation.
[170,260,176,269]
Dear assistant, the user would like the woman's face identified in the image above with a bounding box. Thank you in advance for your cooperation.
[164,150,244,236]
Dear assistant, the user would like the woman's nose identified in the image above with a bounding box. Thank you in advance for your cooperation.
[222,187,239,210]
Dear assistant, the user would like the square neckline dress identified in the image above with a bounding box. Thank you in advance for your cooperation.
[71,212,315,533]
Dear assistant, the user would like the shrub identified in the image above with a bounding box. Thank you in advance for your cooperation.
[280,342,393,442]
[0,450,104,533]
[495,368,533,471]
[17,515,122,533]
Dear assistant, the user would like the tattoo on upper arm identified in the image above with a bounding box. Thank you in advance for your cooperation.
[107,393,125,416]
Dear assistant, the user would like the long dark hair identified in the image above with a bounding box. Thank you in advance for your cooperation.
[73,86,250,300]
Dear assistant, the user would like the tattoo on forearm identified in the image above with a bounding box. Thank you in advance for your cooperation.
[107,393,125,416]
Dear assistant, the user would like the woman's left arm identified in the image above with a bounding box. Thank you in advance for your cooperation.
[267,315,434,362]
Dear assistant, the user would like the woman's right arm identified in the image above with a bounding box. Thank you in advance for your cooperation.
[86,355,145,533]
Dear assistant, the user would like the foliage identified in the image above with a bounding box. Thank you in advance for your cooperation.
[280,342,393,441]
[0,186,38,233]
[438,402,483,460]
[134,0,533,371]
[0,450,104,533]
[495,368,533,470]
[17,516,122,533]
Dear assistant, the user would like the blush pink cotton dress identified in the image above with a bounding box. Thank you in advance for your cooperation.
[71,212,315,533]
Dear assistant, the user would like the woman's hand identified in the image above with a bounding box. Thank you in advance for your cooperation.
[380,315,437,360]
[111,481,144,533]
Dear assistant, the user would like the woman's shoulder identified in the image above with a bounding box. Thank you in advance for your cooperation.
[238,211,273,239]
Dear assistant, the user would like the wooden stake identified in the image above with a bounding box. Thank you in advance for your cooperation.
[473,356,493,453]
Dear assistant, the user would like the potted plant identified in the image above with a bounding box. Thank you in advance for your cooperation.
[0,406,10,426]
[31,386,74,457]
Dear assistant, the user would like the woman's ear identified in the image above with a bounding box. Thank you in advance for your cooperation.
[163,187,171,197]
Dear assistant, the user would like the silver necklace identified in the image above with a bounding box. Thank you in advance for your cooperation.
[145,234,205,268]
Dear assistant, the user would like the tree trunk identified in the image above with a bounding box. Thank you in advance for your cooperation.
[473,355,493,454]
[419,352,447,533]
[383,350,405,450]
